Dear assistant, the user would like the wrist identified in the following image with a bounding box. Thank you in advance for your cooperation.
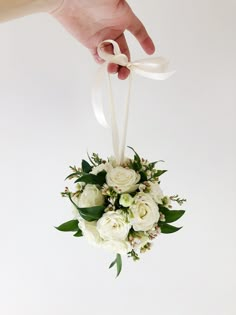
[0,0,64,23]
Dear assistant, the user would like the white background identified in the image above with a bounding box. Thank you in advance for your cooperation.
[0,0,235,314]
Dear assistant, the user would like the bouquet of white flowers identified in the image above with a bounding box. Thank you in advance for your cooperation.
[56,147,186,277]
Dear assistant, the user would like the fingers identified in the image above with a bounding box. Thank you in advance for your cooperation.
[127,13,155,55]
[91,34,131,80]
[111,34,130,80]
[89,48,104,64]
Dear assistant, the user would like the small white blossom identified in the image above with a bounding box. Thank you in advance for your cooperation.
[149,182,164,204]
[119,193,133,207]
[139,183,146,192]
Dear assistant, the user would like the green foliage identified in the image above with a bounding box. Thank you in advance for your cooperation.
[109,254,122,277]
[81,159,92,173]
[170,194,187,206]
[128,146,142,171]
[155,169,167,177]
[159,205,185,223]
[78,205,105,222]
[91,153,103,165]
[73,230,83,237]
[55,219,79,232]
[139,171,147,182]
[64,166,84,181]
[127,249,140,261]
[150,169,167,181]
[67,193,105,222]
[159,222,182,233]
[75,171,106,186]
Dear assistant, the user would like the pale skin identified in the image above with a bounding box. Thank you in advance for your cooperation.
[0,0,155,79]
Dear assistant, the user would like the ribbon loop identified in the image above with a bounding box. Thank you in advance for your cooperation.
[93,40,175,164]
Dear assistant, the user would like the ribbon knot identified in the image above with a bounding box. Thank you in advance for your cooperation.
[92,40,175,165]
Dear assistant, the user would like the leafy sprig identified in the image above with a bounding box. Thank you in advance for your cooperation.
[127,249,140,261]
[170,194,187,206]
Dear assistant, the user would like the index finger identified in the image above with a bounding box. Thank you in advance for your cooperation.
[127,13,155,55]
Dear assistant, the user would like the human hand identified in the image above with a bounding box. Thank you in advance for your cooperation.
[51,0,155,79]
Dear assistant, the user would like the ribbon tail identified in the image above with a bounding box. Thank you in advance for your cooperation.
[120,74,132,165]
[108,75,120,164]
[132,69,176,80]
[92,63,110,128]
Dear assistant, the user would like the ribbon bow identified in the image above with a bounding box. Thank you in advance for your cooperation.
[92,40,174,165]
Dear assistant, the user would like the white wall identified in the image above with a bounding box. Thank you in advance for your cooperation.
[0,0,235,314]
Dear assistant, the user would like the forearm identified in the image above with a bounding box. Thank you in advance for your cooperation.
[0,0,62,22]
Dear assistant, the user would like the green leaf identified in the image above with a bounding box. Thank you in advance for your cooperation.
[67,194,105,222]
[82,159,92,173]
[128,146,142,171]
[139,171,147,182]
[75,171,106,186]
[109,254,122,278]
[149,161,157,169]
[73,229,83,237]
[96,171,107,185]
[128,146,141,162]
[164,210,185,223]
[87,152,96,166]
[159,223,182,234]
[65,172,80,180]
[79,205,105,222]
[159,205,185,223]
[74,174,97,184]
[55,219,78,232]
[156,170,167,176]
[109,259,117,269]
[132,162,141,171]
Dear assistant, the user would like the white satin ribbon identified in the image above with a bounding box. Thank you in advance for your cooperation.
[92,39,175,165]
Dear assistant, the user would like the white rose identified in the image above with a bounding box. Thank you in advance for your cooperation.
[97,210,131,241]
[106,166,140,193]
[149,182,164,204]
[78,184,104,208]
[90,162,112,175]
[129,193,160,231]
[78,218,103,246]
[102,240,131,255]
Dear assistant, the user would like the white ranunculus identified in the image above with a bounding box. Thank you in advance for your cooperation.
[106,166,140,193]
[78,218,103,246]
[149,182,164,204]
[102,240,131,254]
[129,193,160,231]
[78,215,131,254]
[78,184,104,208]
[90,162,112,175]
[97,210,131,241]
